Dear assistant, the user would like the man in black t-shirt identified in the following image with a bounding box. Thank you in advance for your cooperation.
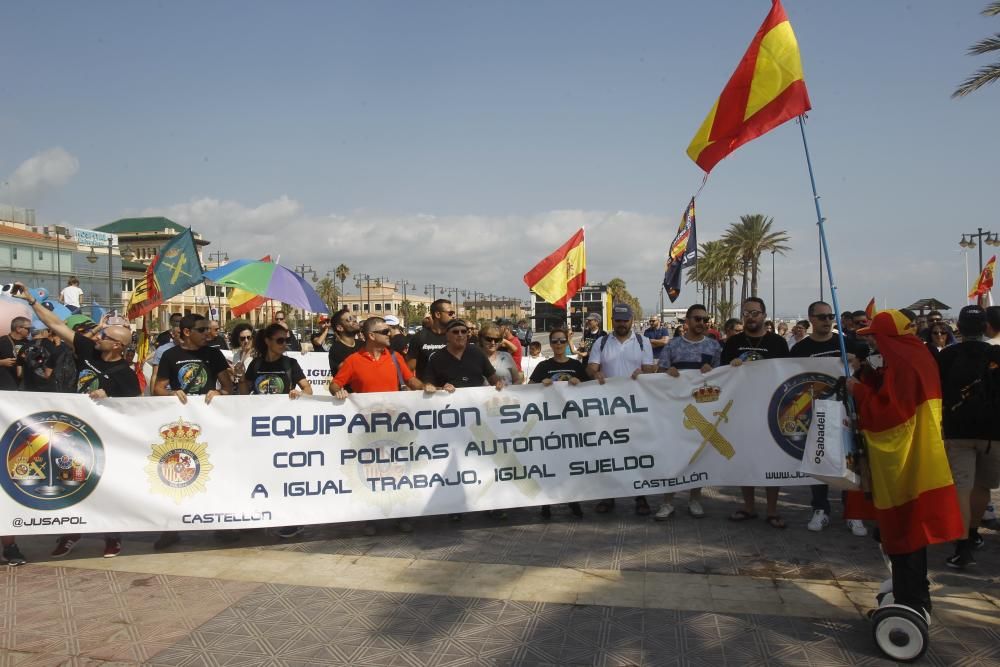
[155,312,183,348]
[327,308,360,377]
[154,314,232,403]
[0,316,31,390]
[273,311,302,351]
[721,297,790,529]
[22,329,60,392]
[790,300,869,536]
[407,298,453,379]
[422,319,502,391]
[576,312,606,364]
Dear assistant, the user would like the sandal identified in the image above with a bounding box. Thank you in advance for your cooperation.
[765,515,786,529]
[728,510,759,522]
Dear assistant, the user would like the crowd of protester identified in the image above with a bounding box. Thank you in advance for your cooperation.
[1,276,997,596]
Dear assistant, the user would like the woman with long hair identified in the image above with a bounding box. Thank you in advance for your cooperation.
[229,323,254,387]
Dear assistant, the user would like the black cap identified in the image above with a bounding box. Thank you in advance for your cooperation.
[958,305,987,336]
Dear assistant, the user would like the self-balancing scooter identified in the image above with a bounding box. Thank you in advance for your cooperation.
[868,550,930,662]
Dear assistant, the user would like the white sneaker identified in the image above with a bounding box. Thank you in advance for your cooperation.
[807,509,829,532]
[654,503,675,521]
[847,519,867,536]
[688,499,705,518]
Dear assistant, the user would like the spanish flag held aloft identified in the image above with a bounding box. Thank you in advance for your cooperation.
[845,310,964,555]
[523,228,586,309]
[968,254,996,306]
[864,297,877,320]
[687,0,812,173]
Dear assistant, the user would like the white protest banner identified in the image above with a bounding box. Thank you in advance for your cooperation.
[1,358,842,535]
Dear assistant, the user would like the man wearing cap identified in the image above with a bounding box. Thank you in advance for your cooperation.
[587,303,657,515]
[17,283,142,558]
[936,304,1000,569]
[577,312,606,364]
[310,315,331,352]
[846,310,964,617]
[422,319,505,392]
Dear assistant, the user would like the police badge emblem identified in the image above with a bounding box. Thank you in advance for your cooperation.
[767,372,838,459]
[145,418,213,503]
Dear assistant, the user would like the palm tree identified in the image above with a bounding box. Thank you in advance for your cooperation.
[334,264,350,308]
[687,240,740,321]
[315,277,337,313]
[953,2,1000,97]
[722,214,790,302]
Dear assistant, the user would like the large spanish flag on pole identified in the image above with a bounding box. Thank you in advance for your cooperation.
[969,254,996,307]
[687,0,812,173]
[846,310,964,555]
[523,228,586,309]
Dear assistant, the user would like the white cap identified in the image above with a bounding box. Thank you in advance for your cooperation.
[383,315,400,326]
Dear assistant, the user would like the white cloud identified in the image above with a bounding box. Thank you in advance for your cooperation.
[5,148,80,204]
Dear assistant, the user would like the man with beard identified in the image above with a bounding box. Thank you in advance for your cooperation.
[154,313,233,404]
[408,298,453,379]
[722,297,790,529]
[328,308,361,380]
[657,304,720,519]
[577,312,606,364]
[0,315,31,390]
[587,304,657,515]
[790,301,869,536]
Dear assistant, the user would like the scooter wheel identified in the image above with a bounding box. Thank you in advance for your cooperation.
[871,606,929,663]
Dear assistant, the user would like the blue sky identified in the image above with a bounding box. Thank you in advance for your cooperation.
[2,1,997,317]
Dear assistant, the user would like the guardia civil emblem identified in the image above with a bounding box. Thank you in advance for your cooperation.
[767,372,838,459]
[0,411,105,510]
[683,383,735,464]
[145,419,213,502]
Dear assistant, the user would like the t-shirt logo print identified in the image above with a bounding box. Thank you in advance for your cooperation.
[76,368,100,393]
[254,372,287,395]
[177,362,209,393]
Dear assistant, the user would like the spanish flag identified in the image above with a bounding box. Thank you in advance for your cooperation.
[864,297,877,320]
[229,255,272,316]
[687,0,811,173]
[523,228,586,309]
[968,255,996,306]
[846,310,964,555]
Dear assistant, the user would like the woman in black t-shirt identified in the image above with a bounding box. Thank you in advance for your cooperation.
[240,324,312,398]
[530,328,585,519]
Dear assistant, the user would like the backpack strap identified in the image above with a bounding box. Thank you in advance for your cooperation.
[599,333,644,351]
[389,351,407,390]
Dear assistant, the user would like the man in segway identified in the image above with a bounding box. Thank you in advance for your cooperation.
[845,309,965,662]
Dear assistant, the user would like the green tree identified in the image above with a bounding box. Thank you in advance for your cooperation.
[953,2,1000,97]
[606,277,643,321]
[722,214,790,302]
[315,277,338,314]
[334,263,351,307]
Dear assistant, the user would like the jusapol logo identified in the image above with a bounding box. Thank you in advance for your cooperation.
[767,372,838,460]
[1,412,105,510]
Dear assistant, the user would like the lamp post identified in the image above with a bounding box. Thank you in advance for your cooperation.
[424,283,440,301]
[958,228,1000,275]
[771,249,776,320]
[354,273,374,317]
[86,237,134,313]
[391,279,416,325]
[293,264,316,328]
[208,250,229,324]
[462,290,483,324]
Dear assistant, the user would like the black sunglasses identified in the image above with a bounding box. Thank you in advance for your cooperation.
[239,334,252,341]
[272,337,288,345]
[550,338,568,344]
[192,326,211,333]
[813,314,836,321]
[482,336,502,343]
[370,328,391,336]
[449,329,468,335]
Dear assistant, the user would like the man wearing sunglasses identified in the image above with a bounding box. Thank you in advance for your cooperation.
[330,316,425,397]
[422,319,504,392]
[656,304,721,520]
[0,316,31,390]
[790,301,869,536]
[722,297,790,528]
[153,313,232,405]
[407,298,454,378]
[643,316,670,366]
[328,308,361,382]
[272,311,302,351]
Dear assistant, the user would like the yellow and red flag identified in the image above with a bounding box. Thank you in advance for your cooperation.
[687,0,811,173]
[969,255,996,306]
[864,297,877,320]
[845,310,964,555]
[229,255,272,316]
[523,228,586,309]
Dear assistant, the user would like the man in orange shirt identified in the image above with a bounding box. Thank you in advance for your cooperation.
[329,316,426,396]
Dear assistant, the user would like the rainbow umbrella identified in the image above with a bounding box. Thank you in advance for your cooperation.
[204,259,329,314]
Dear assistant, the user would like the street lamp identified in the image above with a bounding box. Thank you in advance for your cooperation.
[959,228,1000,274]
[771,249,776,320]
[292,264,316,328]
[86,237,134,313]
[424,283,440,301]
[208,250,229,324]
[390,279,417,325]
[354,273,374,316]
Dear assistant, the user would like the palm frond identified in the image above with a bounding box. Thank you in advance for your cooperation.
[968,33,1000,55]
[984,1,1000,17]
[953,60,1000,97]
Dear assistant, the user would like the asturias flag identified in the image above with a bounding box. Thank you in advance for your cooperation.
[845,310,964,555]
[663,198,698,303]
[523,228,586,309]
[229,255,272,316]
[687,0,811,173]
[969,255,996,305]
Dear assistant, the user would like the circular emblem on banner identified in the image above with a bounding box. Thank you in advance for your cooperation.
[146,419,213,503]
[157,448,201,488]
[767,372,838,460]
[0,412,105,510]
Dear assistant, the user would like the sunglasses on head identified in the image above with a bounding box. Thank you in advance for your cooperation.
[813,313,836,321]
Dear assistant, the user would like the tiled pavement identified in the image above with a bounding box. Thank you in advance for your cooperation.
[3,487,999,666]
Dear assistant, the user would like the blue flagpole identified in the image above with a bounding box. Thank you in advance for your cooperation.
[797,114,851,378]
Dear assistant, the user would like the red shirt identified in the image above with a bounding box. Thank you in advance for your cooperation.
[333,349,413,394]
